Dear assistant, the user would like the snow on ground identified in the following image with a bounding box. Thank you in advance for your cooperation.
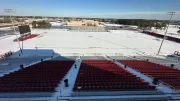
[0,29,180,56]
[129,25,138,29]
[0,27,13,31]
[0,35,20,54]
[151,25,180,39]
[98,24,105,27]
[103,23,124,27]
[50,22,66,26]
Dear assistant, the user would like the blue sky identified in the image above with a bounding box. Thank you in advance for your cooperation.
[0,0,180,20]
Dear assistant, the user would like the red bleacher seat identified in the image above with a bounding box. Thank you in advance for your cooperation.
[120,60,180,89]
[73,60,155,91]
[0,61,74,92]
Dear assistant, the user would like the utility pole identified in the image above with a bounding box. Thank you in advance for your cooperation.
[157,12,175,55]
[4,9,23,53]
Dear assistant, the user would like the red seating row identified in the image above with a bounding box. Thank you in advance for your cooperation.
[73,60,155,91]
[0,60,74,92]
[174,51,180,56]
[0,51,13,60]
[120,60,180,89]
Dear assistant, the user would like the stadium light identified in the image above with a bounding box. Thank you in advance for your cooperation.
[4,9,23,53]
[157,12,175,55]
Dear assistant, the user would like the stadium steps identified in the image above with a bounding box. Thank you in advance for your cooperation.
[169,95,180,101]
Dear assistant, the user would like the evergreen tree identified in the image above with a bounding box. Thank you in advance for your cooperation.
[32,20,51,29]
[177,30,180,34]
[32,21,37,28]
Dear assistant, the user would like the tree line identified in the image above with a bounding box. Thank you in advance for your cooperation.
[0,18,11,23]
[0,17,24,23]
[32,20,51,29]
[113,19,168,30]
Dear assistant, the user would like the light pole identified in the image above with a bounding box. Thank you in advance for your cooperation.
[4,9,23,53]
[157,12,175,55]
[21,12,24,51]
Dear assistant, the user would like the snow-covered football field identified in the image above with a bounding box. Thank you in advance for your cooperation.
[0,28,180,56]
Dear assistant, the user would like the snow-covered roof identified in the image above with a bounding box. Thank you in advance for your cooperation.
[50,22,66,26]
[103,23,124,27]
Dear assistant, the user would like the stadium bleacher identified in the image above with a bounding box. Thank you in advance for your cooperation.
[13,34,39,42]
[120,60,180,89]
[73,60,155,91]
[174,51,180,56]
[0,56,174,100]
[142,31,180,43]
[0,60,74,92]
[134,56,179,64]
[0,51,12,60]
[0,56,49,75]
